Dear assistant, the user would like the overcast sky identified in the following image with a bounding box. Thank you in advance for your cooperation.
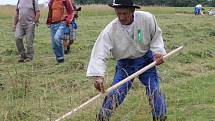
[0,0,48,5]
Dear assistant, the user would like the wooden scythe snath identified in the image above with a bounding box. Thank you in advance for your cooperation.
[55,46,184,121]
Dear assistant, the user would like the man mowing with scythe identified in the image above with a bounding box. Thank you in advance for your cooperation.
[87,0,167,120]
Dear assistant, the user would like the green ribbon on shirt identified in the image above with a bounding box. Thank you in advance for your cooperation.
[137,29,143,43]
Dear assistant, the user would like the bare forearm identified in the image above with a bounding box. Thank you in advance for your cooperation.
[13,14,18,27]
[34,11,40,23]
[12,13,18,32]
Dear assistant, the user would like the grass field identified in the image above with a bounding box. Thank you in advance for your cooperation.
[0,5,215,121]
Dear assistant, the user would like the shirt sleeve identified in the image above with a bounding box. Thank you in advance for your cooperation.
[64,0,74,24]
[149,15,166,55]
[86,29,113,77]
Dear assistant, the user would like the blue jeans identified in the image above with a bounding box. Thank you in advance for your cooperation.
[50,23,65,62]
[97,50,166,120]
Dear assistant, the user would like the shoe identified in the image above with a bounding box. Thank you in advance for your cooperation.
[18,58,25,63]
[57,59,64,64]
[25,58,32,62]
[18,55,27,63]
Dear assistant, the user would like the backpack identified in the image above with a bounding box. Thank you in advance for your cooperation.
[16,0,36,15]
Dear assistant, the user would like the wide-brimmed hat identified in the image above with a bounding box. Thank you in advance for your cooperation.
[108,0,140,9]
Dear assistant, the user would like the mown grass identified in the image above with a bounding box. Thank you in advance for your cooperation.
[0,5,215,121]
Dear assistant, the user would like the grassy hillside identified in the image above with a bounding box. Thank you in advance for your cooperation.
[0,5,215,121]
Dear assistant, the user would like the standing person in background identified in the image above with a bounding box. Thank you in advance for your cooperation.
[46,0,74,64]
[63,0,81,54]
[87,0,167,120]
[13,0,40,62]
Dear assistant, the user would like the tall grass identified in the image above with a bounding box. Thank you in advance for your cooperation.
[0,5,215,121]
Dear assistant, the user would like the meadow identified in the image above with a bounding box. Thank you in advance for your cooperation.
[0,5,215,121]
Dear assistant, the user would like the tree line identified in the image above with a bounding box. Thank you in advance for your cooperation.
[76,0,215,7]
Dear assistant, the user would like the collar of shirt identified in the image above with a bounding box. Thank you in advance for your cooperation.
[121,22,134,39]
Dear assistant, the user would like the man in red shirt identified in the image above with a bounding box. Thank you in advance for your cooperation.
[46,0,74,64]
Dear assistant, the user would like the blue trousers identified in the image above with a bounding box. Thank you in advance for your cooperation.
[50,23,65,62]
[194,7,201,15]
[97,50,166,120]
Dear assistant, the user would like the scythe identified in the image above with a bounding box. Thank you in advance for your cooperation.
[55,46,184,121]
